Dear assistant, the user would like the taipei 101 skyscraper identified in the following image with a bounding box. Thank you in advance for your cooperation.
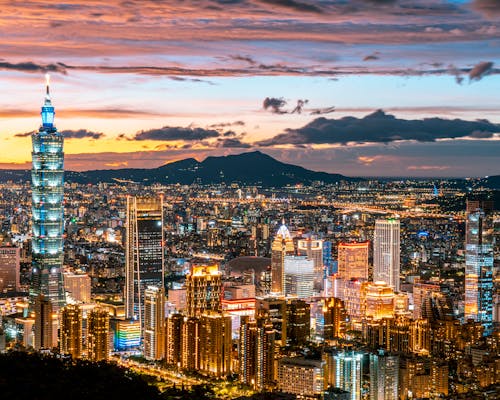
[30,74,65,311]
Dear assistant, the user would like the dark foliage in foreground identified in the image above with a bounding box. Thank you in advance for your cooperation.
[0,351,160,400]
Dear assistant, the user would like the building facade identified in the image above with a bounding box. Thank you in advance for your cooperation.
[30,77,65,311]
[373,219,400,292]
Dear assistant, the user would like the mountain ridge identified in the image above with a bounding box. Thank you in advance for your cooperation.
[0,151,358,186]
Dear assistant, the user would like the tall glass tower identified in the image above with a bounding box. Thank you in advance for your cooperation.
[464,198,494,336]
[30,75,65,311]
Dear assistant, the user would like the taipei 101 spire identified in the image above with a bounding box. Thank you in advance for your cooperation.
[30,74,66,311]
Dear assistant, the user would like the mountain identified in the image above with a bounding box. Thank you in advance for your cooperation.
[483,175,500,190]
[0,151,357,186]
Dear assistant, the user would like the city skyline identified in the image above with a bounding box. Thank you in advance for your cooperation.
[0,1,499,176]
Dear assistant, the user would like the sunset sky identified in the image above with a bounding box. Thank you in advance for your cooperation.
[1,0,499,177]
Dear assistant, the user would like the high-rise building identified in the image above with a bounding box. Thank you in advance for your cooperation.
[165,313,183,366]
[87,306,109,361]
[111,319,141,351]
[297,238,324,287]
[185,264,222,317]
[0,246,20,294]
[63,272,91,303]
[323,297,347,341]
[34,294,54,350]
[59,304,82,359]
[198,312,232,377]
[284,256,315,298]
[338,242,369,281]
[125,195,164,326]
[256,298,287,346]
[412,282,440,320]
[181,316,199,370]
[373,219,400,292]
[325,350,364,400]
[144,286,165,360]
[286,299,310,346]
[30,76,65,312]
[369,351,399,400]
[271,224,295,294]
[365,281,395,320]
[278,357,325,398]
[464,198,494,335]
[239,316,275,391]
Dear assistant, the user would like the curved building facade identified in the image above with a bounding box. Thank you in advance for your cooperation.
[30,78,65,311]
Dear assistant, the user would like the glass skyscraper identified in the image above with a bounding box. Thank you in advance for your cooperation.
[464,198,494,336]
[30,76,65,311]
[125,195,164,326]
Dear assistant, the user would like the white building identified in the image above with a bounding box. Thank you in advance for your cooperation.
[373,219,400,292]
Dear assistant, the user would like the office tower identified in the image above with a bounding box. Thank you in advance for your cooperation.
[63,272,91,303]
[286,299,310,346]
[59,304,82,358]
[143,286,165,360]
[30,76,65,312]
[256,298,287,346]
[278,358,325,398]
[165,313,183,366]
[284,255,315,298]
[297,237,324,286]
[343,279,369,327]
[369,351,399,400]
[125,195,164,326]
[464,198,494,335]
[0,246,20,293]
[323,241,333,275]
[198,312,232,377]
[0,246,21,293]
[34,294,54,350]
[373,219,400,292]
[412,282,440,320]
[271,223,295,294]
[239,316,275,391]
[326,350,364,400]
[185,264,222,317]
[111,319,141,351]
[87,306,109,361]
[323,297,346,341]
[365,281,395,320]
[338,242,369,280]
[181,316,199,370]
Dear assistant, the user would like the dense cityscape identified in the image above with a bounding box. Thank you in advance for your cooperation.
[0,79,498,399]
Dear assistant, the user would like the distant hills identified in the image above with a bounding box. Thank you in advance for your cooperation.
[0,151,357,186]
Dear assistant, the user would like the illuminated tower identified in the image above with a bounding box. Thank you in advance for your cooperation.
[326,350,364,400]
[338,241,369,281]
[59,304,82,359]
[323,297,347,341]
[144,286,165,360]
[373,219,400,292]
[30,75,65,311]
[464,198,494,335]
[87,306,109,361]
[185,264,222,317]
[369,350,399,400]
[198,312,232,377]
[271,223,295,294]
[239,315,275,391]
[297,238,324,288]
[34,294,55,350]
[125,195,164,327]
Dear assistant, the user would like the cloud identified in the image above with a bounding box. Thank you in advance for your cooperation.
[291,99,309,114]
[208,121,246,129]
[216,138,251,148]
[263,97,287,114]
[310,106,336,115]
[256,110,500,146]
[60,129,105,139]
[0,61,67,74]
[133,126,228,141]
[472,0,500,17]
[256,0,323,13]
[14,129,104,139]
[363,53,380,61]
[469,61,494,81]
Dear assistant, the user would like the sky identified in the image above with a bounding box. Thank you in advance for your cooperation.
[0,0,500,177]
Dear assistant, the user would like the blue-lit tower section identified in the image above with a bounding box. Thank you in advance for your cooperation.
[30,76,65,311]
[464,198,494,336]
